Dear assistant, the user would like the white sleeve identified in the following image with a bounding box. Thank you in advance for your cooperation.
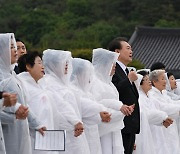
[27,108,44,130]
[0,102,21,124]
[0,111,16,123]
[146,109,168,125]
[152,98,180,119]
[53,92,81,126]
[0,99,4,111]
[98,99,123,111]
[139,100,168,125]
[80,98,105,125]
[2,102,21,113]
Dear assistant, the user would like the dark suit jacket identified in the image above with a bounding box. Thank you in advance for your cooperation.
[112,63,140,134]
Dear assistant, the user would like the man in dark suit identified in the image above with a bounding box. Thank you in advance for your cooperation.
[13,39,27,74]
[108,37,140,154]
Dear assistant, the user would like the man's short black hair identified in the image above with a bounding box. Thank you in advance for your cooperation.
[16,38,25,44]
[18,51,42,73]
[150,62,165,72]
[108,37,127,52]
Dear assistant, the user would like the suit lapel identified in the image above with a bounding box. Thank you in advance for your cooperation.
[116,63,139,98]
[115,63,127,79]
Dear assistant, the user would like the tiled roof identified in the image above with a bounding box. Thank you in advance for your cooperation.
[129,26,180,70]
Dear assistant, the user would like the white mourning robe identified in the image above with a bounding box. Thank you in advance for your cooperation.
[166,90,180,100]
[91,48,124,154]
[133,90,169,154]
[71,58,109,154]
[72,88,104,154]
[41,74,90,154]
[42,49,91,154]
[149,87,180,154]
[0,33,42,154]
[0,99,6,154]
[163,90,180,145]
[18,72,59,154]
[165,73,180,142]
[0,72,43,154]
[90,76,125,154]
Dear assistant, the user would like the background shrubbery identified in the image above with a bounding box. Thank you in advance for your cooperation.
[0,0,179,68]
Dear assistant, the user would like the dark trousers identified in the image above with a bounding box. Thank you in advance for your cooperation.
[122,133,135,154]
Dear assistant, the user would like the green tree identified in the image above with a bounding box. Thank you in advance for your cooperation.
[17,9,58,46]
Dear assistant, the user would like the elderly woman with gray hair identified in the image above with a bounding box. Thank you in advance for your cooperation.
[133,70,174,154]
[149,70,180,154]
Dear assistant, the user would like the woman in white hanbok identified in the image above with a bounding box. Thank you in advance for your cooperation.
[0,33,44,154]
[164,72,180,145]
[41,49,93,154]
[149,70,180,154]
[71,58,112,154]
[165,72,180,100]
[133,70,174,154]
[17,51,60,154]
[90,48,134,154]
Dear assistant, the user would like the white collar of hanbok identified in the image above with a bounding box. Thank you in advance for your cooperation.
[18,72,37,84]
[139,89,149,98]
[151,86,163,95]
[11,63,16,71]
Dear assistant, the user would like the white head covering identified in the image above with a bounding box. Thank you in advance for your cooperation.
[0,33,16,80]
[134,74,143,91]
[92,48,119,83]
[165,73,172,91]
[127,66,136,72]
[71,58,94,92]
[137,69,150,74]
[43,49,72,86]
[0,33,20,94]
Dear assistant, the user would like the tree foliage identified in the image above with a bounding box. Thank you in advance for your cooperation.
[0,0,179,67]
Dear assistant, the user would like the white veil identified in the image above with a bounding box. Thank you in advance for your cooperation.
[164,73,180,100]
[0,33,16,81]
[91,48,125,154]
[0,33,22,98]
[71,58,94,93]
[0,33,41,154]
[43,49,72,86]
[134,74,143,91]
[165,73,172,92]
[42,50,92,154]
[92,48,119,83]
